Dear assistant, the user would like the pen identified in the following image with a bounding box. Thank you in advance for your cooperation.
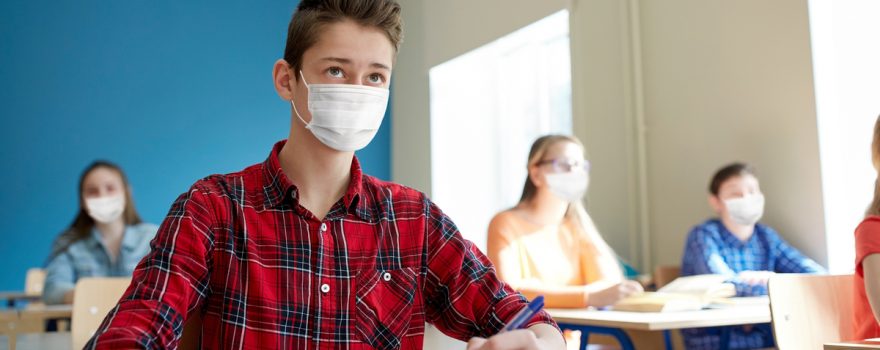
[500,295,545,333]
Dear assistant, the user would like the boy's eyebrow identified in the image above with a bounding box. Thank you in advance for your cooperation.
[370,62,391,71]
[319,57,391,71]
[320,57,351,65]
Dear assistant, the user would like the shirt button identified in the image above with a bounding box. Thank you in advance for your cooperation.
[382,272,392,282]
[320,283,330,293]
[320,223,328,232]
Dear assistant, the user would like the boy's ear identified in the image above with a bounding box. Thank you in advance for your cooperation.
[273,59,296,101]
[708,195,723,214]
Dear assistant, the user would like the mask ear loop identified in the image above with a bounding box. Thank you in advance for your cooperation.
[290,70,311,129]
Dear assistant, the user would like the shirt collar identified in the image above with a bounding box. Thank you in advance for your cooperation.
[714,218,758,247]
[120,225,141,251]
[88,228,102,248]
[260,139,367,220]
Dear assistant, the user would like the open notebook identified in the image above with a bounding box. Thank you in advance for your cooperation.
[612,274,739,312]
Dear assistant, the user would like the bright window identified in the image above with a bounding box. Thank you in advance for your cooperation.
[809,0,880,272]
[429,10,572,251]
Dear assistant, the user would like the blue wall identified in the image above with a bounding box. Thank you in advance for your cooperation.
[0,1,392,291]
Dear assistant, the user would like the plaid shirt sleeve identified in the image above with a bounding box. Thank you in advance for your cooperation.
[86,183,216,349]
[421,197,557,340]
[763,226,826,274]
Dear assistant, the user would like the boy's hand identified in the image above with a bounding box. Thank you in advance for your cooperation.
[737,270,774,286]
[466,324,564,350]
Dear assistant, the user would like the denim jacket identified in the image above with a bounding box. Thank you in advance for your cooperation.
[43,223,157,304]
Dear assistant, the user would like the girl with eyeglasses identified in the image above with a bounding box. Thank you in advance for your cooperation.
[487,135,642,310]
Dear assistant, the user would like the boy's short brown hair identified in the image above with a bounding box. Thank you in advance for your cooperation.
[709,162,757,196]
[283,0,403,78]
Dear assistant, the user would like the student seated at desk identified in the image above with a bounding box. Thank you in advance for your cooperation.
[680,162,825,349]
[855,115,880,340]
[86,1,565,349]
[487,135,643,309]
[43,161,157,305]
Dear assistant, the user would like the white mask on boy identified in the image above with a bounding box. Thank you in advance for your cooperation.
[290,71,389,152]
[724,194,765,226]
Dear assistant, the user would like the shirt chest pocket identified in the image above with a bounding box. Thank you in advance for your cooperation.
[354,267,418,350]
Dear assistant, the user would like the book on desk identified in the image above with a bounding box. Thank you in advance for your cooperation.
[612,274,767,312]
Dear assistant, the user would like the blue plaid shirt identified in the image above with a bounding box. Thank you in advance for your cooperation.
[43,223,157,304]
[679,219,825,349]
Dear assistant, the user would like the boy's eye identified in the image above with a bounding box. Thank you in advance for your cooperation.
[328,67,343,78]
[368,74,384,84]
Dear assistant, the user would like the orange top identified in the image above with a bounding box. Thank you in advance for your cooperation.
[855,216,880,340]
[486,210,621,308]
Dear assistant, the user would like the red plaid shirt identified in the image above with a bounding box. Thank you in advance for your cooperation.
[88,140,556,349]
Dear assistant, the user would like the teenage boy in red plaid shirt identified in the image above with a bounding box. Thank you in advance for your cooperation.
[87,1,565,349]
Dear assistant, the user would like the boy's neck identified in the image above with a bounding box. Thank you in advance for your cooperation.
[720,216,755,242]
[279,127,353,220]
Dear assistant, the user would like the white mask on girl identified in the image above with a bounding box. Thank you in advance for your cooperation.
[545,171,589,202]
[85,194,126,224]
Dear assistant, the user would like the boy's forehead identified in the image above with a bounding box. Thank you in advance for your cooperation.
[720,174,759,191]
[303,21,394,68]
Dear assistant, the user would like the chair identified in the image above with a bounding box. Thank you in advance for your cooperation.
[24,268,46,296]
[653,265,681,289]
[71,277,132,350]
[768,274,854,350]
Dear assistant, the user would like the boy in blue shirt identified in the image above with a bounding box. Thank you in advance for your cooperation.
[680,162,825,349]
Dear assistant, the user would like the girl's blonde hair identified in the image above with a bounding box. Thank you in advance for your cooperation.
[519,135,622,278]
[868,115,880,217]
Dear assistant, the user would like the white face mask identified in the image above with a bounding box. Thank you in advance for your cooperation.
[723,193,765,226]
[85,194,126,224]
[290,71,389,152]
[545,171,589,202]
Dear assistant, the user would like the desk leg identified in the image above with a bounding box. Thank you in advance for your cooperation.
[663,330,673,350]
[580,331,590,350]
[557,323,635,350]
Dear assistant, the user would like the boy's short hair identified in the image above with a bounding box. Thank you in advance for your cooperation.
[709,162,757,196]
[283,0,403,78]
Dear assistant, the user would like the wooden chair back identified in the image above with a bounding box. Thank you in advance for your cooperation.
[24,268,46,295]
[71,277,131,349]
[768,274,855,350]
[653,265,681,289]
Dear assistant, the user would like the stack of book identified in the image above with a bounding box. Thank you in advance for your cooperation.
[612,274,745,312]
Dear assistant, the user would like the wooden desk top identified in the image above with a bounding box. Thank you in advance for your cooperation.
[0,292,40,302]
[0,331,71,350]
[824,339,880,350]
[0,311,16,322]
[547,303,771,331]
[17,304,72,321]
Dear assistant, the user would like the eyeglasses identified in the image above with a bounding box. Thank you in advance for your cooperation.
[535,158,591,173]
